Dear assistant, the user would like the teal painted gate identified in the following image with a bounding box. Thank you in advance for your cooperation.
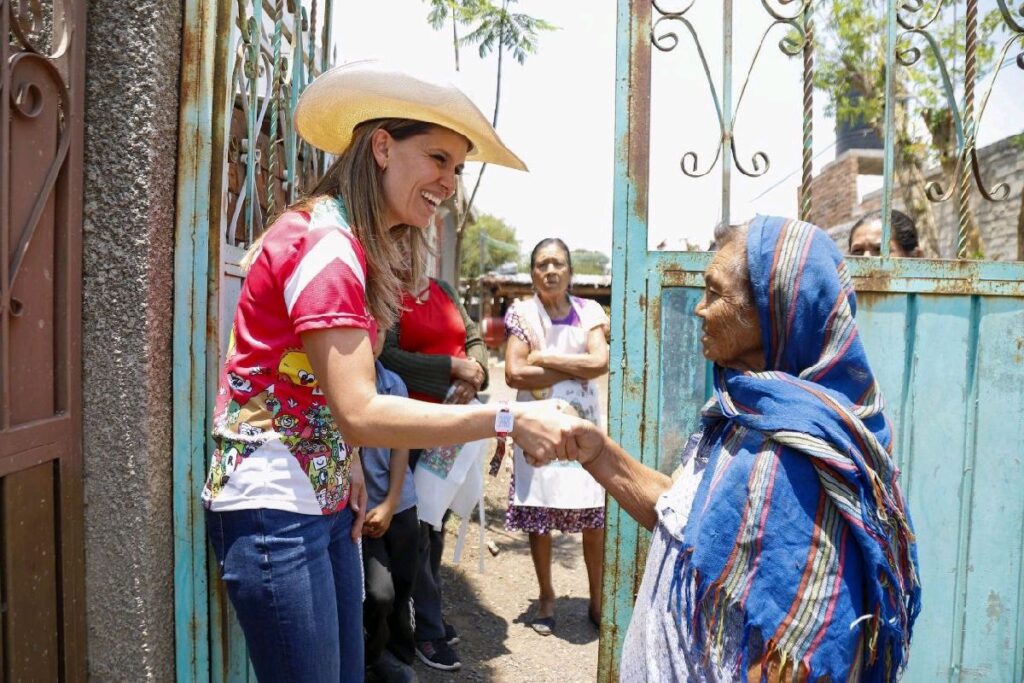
[601,1,1024,681]
[173,0,334,680]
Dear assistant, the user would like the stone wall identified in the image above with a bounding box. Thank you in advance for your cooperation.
[927,137,1023,260]
[81,2,182,680]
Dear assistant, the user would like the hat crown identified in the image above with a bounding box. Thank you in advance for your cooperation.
[293,59,526,171]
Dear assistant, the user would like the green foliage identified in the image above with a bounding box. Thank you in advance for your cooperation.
[422,0,556,66]
[570,249,610,276]
[458,0,557,65]
[815,0,1004,143]
[460,213,521,280]
[424,0,476,30]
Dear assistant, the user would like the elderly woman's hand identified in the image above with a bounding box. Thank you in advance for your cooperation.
[526,350,545,366]
[569,421,606,466]
[511,399,579,466]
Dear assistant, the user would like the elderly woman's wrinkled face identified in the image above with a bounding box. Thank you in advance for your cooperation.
[695,238,765,371]
[373,126,468,229]
[531,245,571,299]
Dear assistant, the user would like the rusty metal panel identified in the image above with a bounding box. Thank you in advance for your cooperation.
[600,0,652,679]
[1,0,87,679]
[2,462,59,682]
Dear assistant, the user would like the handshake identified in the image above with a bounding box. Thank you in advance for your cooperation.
[506,399,606,469]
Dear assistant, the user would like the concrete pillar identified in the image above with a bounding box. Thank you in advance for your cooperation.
[81,2,182,679]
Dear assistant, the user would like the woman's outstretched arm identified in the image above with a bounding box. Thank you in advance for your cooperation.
[573,425,671,531]
[302,327,575,458]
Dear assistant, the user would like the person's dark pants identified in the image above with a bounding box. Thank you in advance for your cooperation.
[413,518,448,642]
[363,506,420,665]
[408,449,448,643]
[206,506,364,683]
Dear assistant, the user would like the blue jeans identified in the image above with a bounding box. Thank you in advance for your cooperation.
[206,506,364,682]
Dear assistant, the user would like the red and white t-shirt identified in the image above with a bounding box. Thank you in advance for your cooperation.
[203,196,377,515]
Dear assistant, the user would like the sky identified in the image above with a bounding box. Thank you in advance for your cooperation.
[332,1,1023,257]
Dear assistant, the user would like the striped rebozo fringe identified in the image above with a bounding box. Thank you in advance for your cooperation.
[667,544,914,683]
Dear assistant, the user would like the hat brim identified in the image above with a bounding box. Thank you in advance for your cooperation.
[295,61,527,171]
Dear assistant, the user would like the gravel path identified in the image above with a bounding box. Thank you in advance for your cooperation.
[413,360,604,683]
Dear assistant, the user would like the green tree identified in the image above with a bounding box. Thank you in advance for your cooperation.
[570,249,610,276]
[814,0,1004,256]
[423,0,485,71]
[424,0,554,274]
[458,1,555,228]
[460,213,520,280]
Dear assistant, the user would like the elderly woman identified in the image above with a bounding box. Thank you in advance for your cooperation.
[568,217,920,681]
[201,61,578,682]
[504,238,610,634]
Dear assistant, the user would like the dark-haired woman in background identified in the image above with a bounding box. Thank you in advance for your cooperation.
[503,238,610,635]
[848,209,922,257]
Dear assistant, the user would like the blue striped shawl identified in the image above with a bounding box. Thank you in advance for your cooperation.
[675,216,921,682]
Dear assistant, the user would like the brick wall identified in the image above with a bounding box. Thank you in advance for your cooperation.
[806,151,861,229]
[811,137,1023,260]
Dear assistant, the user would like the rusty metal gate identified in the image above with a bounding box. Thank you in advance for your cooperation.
[1,0,87,680]
[602,1,1024,681]
[174,0,333,680]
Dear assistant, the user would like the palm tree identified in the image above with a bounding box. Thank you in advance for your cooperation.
[455,0,555,235]
[424,0,480,71]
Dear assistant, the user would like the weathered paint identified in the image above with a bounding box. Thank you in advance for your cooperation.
[173,0,217,679]
[604,0,1024,680]
[598,0,653,678]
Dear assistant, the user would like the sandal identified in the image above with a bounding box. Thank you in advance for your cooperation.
[530,615,556,636]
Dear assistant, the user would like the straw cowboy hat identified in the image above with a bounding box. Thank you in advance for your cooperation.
[294,60,527,171]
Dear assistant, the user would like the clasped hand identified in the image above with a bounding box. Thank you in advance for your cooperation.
[511,399,605,467]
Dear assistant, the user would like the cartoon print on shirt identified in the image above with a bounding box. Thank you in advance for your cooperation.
[238,422,261,437]
[227,372,252,393]
[273,412,301,436]
[278,349,317,387]
[204,441,259,499]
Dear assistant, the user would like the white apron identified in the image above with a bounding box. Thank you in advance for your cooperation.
[414,399,491,571]
[512,296,606,510]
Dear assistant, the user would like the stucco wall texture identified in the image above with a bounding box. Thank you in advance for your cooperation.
[82,2,182,680]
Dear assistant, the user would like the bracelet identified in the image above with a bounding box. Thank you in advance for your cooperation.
[488,401,513,476]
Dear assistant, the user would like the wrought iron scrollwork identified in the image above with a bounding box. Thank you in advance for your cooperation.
[225,0,333,249]
[650,0,814,222]
[896,0,1022,257]
[3,0,73,319]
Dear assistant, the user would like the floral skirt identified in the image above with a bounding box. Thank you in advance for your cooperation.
[504,475,605,534]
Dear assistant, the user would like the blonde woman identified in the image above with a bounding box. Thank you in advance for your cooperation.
[202,62,579,682]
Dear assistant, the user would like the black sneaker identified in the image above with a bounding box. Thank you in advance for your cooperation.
[444,622,460,646]
[370,651,418,683]
[415,639,462,671]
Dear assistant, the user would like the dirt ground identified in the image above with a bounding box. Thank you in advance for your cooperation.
[413,359,605,683]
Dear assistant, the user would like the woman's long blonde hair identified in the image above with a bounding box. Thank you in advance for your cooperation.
[243,118,434,330]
